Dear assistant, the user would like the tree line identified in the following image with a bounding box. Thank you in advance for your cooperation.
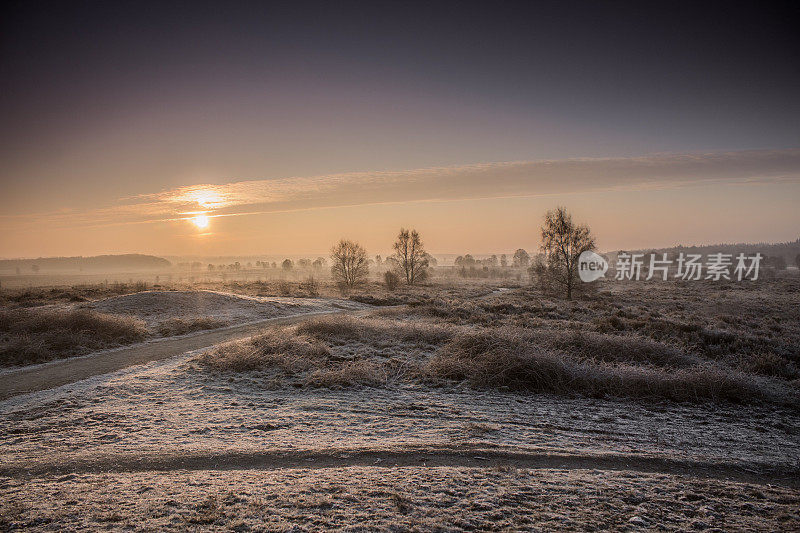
[329,228,432,290]
[327,206,598,299]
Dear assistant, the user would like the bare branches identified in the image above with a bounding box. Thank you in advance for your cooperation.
[539,207,596,299]
[330,239,369,288]
[393,228,429,285]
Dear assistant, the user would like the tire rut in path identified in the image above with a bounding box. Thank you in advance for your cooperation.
[3,447,797,488]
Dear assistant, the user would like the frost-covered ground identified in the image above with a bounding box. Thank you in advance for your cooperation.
[0,349,798,472]
[2,280,800,531]
[1,342,799,530]
[83,290,364,331]
[3,467,799,531]
[0,344,800,469]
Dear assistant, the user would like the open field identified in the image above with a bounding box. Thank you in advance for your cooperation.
[0,288,366,367]
[200,276,800,405]
[1,275,799,530]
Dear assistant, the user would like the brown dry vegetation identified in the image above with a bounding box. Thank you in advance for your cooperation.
[0,276,504,307]
[200,276,800,406]
[6,465,800,531]
[0,284,236,366]
[0,307,147,366]
[0,281,157,307]
[2,467,798,531]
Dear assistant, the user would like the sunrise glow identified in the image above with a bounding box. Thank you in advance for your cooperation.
[191,214,210,229]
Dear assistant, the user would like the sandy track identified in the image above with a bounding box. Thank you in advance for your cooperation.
[0,308,371,400]
[3,445,797,488]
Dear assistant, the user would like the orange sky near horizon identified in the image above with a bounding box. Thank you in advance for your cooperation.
[2,150,799,259]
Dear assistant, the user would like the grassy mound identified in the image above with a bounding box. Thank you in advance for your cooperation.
[0,307,147,366]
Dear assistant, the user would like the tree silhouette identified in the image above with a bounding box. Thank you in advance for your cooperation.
[539,207,595,299]
[330,239,369,287]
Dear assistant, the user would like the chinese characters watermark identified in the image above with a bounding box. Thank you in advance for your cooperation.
[578,251,763,282]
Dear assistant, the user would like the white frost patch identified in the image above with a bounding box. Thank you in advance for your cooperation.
[1,349,797,473]
[81,290,366,329]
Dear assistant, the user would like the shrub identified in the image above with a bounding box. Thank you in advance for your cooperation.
[199,329,330,372]
[299,277,320,297]
[277,280,292,296]
[383,271,400,291]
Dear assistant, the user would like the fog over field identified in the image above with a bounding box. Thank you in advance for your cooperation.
[2,1,799,531]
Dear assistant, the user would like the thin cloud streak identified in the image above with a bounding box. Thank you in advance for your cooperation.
[12,149,800,230]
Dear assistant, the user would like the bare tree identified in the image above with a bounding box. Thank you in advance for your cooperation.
[454,254,477,270]
[512,249,530,268]
[539,206,595,299]
[392,228,429,284]
[330,239,369,288]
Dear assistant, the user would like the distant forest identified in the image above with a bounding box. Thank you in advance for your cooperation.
[0,254,171,273]
[611,239,800,267]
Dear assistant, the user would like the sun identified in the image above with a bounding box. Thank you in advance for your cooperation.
[191,214,210,229]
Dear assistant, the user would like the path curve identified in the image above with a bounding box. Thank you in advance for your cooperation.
[0,287,512,400]
[0,307,373,400]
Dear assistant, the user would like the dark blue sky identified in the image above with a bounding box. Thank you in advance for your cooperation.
[1,1,798,207]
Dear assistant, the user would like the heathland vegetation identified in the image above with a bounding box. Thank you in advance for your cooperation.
[0,307,147,366]
[3,208,799,408]
[198,274,799,406]
[195,209,800,406]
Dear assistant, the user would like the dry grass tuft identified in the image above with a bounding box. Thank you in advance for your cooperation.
[426,329,795,404]
[199,329,329,373]
[305,360,390,388]
[297,314,451,346]
[538,329,699,368]
[0,307,147,366]
[198,315,446,387]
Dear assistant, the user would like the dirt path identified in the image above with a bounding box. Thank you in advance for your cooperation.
[2,445,797,488]
[0,289,512,401]
[0,308,371,401]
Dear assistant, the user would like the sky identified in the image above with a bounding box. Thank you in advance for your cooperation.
[1,1,798,258]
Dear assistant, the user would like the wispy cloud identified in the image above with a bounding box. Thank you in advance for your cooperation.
[10,149,800,229]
